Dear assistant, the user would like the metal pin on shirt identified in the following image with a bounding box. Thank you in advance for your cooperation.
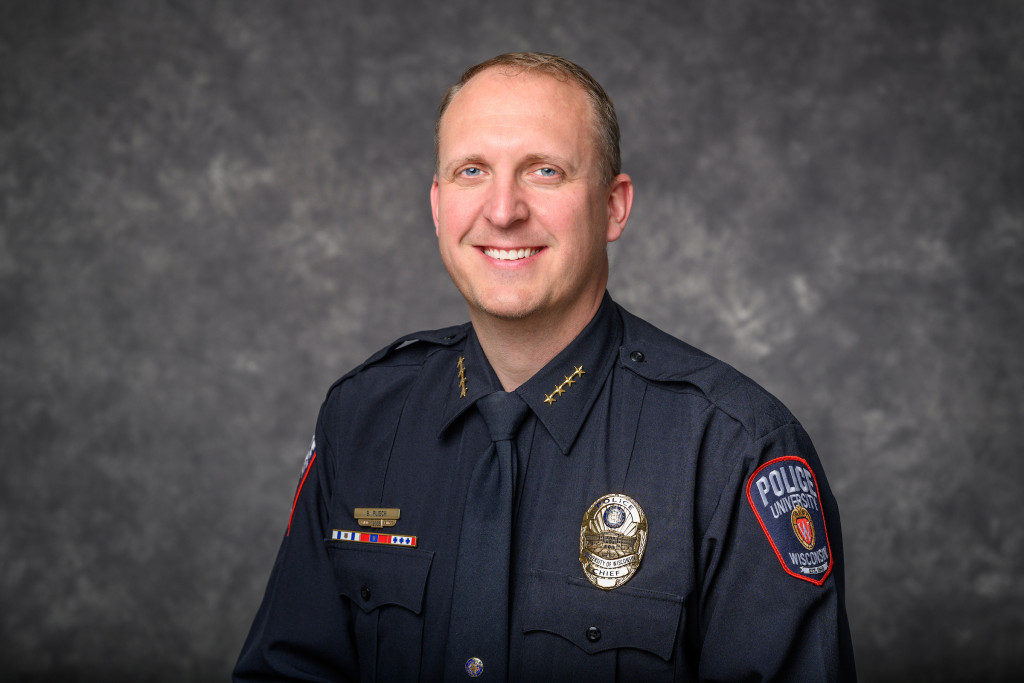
[353,507,400,529]
[543,365,585,405]
[457,356,468,398]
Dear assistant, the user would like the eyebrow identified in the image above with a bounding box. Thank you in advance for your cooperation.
[441,156,485,178]
[441,153,578,178]
[522,153,576,173]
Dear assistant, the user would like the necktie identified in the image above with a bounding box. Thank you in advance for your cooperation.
[444,390,530,681]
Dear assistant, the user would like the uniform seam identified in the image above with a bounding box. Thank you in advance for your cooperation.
[638,371,795,445]
[326,343,453,399]
[618,380,649,491]
[376,375,422,505]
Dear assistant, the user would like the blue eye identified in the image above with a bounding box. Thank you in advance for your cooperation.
[537,167,557,177]
[461,167,482,177]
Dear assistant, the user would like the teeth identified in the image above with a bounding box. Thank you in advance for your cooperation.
[484,248,540,261]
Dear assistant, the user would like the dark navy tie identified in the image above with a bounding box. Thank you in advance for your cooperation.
[444,390,530,681]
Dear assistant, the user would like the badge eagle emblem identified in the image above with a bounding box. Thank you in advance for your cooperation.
[579,493,647,590]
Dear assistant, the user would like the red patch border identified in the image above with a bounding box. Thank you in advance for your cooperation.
[287,451,317,536]
[745,455,834,586]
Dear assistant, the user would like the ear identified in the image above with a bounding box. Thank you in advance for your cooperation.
[605,173,633,243]
[430,176,442,235]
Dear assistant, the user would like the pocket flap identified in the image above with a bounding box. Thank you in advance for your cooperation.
[326,542,434,615]
[523,569,683,661]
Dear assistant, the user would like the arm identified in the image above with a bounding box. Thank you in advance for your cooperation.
[697,421,856,681]
[233,406,358,682]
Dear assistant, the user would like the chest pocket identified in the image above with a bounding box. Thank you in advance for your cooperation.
[326,542,434,683]
[520,569,684,683]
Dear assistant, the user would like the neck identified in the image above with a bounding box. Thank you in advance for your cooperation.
[470,292,605,391]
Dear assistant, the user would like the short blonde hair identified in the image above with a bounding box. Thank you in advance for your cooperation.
[435,52,621,186]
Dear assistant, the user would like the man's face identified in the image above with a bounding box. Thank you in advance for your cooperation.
[431,68,632,328]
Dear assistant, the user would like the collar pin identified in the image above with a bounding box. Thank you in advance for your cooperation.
[457,356,468,398]
[543,365,585,405]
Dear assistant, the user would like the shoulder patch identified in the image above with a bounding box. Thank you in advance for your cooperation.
[746,456,833,585]
[288,436,318,537]
[300,435,315,476]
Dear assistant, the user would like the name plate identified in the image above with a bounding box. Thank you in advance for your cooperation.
[354,508,400,528]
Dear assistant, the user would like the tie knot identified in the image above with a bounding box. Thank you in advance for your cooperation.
[476,390,530,442]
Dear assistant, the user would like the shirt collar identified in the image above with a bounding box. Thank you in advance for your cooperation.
[438,292,623,454]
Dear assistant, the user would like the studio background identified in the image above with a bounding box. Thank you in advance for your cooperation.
[2,1,1022,681]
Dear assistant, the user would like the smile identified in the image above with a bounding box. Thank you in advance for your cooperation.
[482,248,542,261]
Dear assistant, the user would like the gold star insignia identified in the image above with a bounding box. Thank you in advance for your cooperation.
[542,364,585,406]
[457,356,468,398]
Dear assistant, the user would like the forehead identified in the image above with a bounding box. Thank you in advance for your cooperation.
[437,68,596,162]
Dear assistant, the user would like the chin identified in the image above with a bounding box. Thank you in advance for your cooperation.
[471,292,544,322]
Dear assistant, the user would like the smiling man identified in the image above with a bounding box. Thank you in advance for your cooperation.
[431,64,631,389]
[235,53,856,682]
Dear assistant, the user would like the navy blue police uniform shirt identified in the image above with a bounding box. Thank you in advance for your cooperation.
[234,293,856,682]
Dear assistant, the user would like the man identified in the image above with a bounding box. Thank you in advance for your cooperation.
[235,52,856,682]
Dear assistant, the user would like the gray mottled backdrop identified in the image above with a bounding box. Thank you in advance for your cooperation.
[2,1,1022,681]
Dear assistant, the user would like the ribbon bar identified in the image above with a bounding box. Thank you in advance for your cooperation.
[330,529,418,547]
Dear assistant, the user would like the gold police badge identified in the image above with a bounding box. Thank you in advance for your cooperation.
[579,493,648,590]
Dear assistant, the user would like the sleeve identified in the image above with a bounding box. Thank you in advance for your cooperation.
[696,419,856,682]
[233,401,358,682]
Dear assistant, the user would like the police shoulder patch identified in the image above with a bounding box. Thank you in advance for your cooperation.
[300,435,316,476]
[287,436,318,537]
[746,455,833,585]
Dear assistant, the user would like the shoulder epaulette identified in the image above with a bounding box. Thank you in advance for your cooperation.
[617,306,794,440]
[326,323,470,393]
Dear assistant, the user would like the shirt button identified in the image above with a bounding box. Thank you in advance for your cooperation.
[360,585,371,601]
[629,350,645,363]
[586,625,602,642]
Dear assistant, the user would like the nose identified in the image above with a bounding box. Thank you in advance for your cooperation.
[482,175,529,228]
